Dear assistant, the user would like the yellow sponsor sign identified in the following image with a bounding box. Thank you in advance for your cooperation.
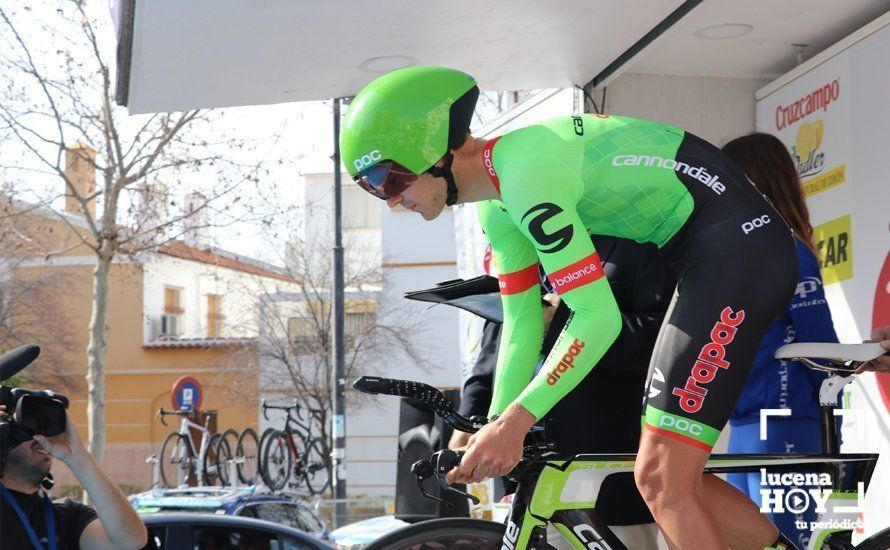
[802,164,846,197]
[813,214,852,284]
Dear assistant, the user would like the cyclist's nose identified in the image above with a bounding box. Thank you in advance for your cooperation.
[386,195,403,209]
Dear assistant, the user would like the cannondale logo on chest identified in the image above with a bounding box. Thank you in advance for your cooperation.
[611,154,726,195]
[547,338,586,386]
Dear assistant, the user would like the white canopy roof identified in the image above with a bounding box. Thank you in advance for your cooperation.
[114,0,888,113]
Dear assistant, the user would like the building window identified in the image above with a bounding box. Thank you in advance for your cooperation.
[207,294,223,338]
[164,287,183,314]
[288,317,315,349]
[342,184,381,229]
[286,299,376,353]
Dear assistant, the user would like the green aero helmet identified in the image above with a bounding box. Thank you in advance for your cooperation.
[340,66,479,205]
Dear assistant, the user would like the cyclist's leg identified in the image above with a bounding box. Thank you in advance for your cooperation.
[637,211,797,549]
[636,431,728,547]
[730,418,822,549]
[702,472,779,546]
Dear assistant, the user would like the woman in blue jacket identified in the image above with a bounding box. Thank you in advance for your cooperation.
[722,132,839,549]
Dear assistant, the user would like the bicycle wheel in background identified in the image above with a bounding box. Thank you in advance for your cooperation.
[260,430,293,491]
[257,427,276,478]
[236,428,259,485]
[160,432,193,488]
[216,429,237,486]
[363,518,506,550]
[303,437,331,496]
[202,433,223,486]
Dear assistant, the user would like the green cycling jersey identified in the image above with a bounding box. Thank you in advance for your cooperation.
[480,114,716,419]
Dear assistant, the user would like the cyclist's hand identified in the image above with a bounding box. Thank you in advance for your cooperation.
[858,326,890,373]
[448,429,471,450]
[445,403,536,484]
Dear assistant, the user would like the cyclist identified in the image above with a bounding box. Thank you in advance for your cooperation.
[341,66,798,550]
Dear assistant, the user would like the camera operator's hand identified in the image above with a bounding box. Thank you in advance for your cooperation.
[32,410,87,466]
[33,412,147,549]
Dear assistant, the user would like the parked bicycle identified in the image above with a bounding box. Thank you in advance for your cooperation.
[354,342,890,550]
[157,408,230,488]
[260,399,331,495]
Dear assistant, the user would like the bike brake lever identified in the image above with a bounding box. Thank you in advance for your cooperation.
[415,476,451,507]
[411,458,453,507]
[432,450,480,506]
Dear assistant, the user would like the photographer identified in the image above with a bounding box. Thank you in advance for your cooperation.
[1,405,147,550]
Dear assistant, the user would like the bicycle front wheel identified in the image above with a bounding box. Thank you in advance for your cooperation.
[257,427,276,478]
[217,429,238,486]
[260,430,292,491]
[303,438,331,496]
[202,433,223,486]
[364,518,506,550]
[160,432,193,488]
[236,428,259,485]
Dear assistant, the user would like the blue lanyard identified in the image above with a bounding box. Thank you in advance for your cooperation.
[1,486,57,550]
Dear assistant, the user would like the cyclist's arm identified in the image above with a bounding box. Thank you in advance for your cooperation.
[476,200,545,417]
[499,158,622,419]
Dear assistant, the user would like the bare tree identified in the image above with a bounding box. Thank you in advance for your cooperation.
[0,218,80,392]
[219,214,426,480]
[0,1,280,463]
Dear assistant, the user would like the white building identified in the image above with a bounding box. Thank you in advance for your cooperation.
[257,157,461,497]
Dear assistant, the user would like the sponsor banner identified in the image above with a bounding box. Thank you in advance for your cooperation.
[498,263,540,295]
[545,338,586,386]
[756,58,851,202]
[672,306,745,414]
[644,406,720,449]
[547,252,604,294]
[814,214,853,284]
[758,18,890,537]
[803,164,846,198]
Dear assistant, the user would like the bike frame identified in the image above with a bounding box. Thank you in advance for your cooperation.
[500,453,878,550]
[283,426,304,471]
[169,411,214,487]
[352,366,883,550]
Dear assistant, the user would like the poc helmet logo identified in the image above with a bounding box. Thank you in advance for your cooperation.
[353,149,382,172]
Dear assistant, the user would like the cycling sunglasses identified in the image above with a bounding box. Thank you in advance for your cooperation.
[353,161,420,200]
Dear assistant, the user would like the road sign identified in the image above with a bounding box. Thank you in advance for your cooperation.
[172,376,203,411]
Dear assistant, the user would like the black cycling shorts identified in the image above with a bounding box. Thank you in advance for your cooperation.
[643,134,798,450]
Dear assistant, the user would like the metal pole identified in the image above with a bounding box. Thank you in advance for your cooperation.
[331,97,348,528]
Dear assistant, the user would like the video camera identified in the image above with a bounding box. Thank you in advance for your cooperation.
[0,345,69,459]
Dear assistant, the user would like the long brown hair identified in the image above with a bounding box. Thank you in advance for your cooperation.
[722,132,818,255]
